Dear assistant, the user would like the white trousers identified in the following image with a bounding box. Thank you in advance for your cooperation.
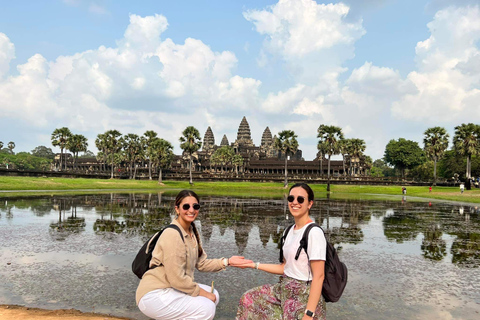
[138,283,220,320]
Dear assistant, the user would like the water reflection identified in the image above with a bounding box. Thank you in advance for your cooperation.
[1,194,480,319]
[1,194,479,267]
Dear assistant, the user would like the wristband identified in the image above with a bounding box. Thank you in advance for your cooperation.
[255,262,260,269]
[223,258,228,267]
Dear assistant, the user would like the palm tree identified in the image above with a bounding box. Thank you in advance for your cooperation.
[151,138,174,184]
[104,130,122,179]
[317,125,344,192]
[232,154,244,177]
[210,153,221,173]
[179,126,202,185]
[274,130,298,188]
[144,130,158,180]
[317,141,327,176]
[453,123,480,179]
[121,134,143,179]
[95,134,108,171]
[212,146,234,173]
[7,141,15,154]
[51,127,72,171]
[339,139,348,176]
[67,134,88,170]
[349,138,366,176]
[424,127,449,185]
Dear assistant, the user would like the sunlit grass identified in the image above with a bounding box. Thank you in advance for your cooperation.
[0,176,478,203]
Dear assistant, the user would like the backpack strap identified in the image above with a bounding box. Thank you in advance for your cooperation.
[279,223,295,263]
[295,223,321,260]
[152,224,184,268]
[146,224,184,253]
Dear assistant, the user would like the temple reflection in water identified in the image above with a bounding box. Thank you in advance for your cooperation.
[2,193,479,267]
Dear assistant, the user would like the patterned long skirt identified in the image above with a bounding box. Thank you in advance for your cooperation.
[236,275,326,320]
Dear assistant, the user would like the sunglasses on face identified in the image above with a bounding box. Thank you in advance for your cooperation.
[181,203,200,211]
[287,195,306,204]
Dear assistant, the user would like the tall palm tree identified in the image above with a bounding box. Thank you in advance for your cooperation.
[210,152,219,173]
[95,133,108,171]
[67,134,88,170]
[453,123,480,179]
[232,154,244,177]
[212,146,235,173]
[51,127,72,171]
[151,138,174,184]
[317,125,344,192]
[424,127,449,185]
[7,141,15,154]
[317,141,327,176]
[121,134,143,179]
[179,126,202,185]
[104,130,122,179]
[144,130,158,180]
[349,138,366,176]
[274,130,298,188]
[339,139,348,176]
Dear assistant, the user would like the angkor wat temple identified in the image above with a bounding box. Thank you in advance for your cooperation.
[52,116,369,179]
[173,116,368,178]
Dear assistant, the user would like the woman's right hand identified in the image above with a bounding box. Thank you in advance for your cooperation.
[199,288,217,303]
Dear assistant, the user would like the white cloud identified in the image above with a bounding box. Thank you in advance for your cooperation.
[392,5,480,122]
[244,0,365,59]
[0,14,262,155]
[0,54,58,126]
[0,33,15,79]
[346,62,413,97]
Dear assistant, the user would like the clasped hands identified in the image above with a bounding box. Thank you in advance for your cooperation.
[228,256,255,269]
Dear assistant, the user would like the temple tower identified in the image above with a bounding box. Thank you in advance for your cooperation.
[203,126,215,152]
[261,127,276,158]
[261,127,273,148]
[235,116,254,146]
[220,134,229,146]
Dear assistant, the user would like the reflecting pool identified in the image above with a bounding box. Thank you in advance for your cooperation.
[0,193,479,319]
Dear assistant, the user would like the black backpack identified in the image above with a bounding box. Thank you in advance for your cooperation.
[132,224,183,279]
[279,223,348,302]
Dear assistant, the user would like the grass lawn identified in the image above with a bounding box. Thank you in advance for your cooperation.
[0,176,479,203]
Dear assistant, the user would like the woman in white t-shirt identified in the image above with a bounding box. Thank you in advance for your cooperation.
[235,183,327,320]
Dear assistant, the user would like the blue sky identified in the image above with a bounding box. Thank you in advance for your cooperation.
[1,0,479,160]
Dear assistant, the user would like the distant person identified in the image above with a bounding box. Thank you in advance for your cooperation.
[403,187,407,195]
[135,189,251,320]
[429,186,432,193]
[460,183,465,194]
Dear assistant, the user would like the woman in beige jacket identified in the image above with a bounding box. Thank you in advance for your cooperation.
[136,189,251,320]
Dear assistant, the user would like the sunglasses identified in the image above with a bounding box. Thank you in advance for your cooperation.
[181,203,200,210]
[287,195,306,204]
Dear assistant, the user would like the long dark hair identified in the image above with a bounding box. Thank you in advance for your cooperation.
[289,183,314,202]
[174,190,203,257]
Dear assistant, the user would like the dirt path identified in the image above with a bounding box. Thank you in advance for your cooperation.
[0,305,132,320]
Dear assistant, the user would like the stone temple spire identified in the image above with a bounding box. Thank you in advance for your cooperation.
[236,116,254,146]
[220,134,229,146]
[203,126,215,151]
[261,127,273,148]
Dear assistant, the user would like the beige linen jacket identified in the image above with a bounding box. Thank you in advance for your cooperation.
[135,219,225,304]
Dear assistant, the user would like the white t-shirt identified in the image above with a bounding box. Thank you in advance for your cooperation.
[283,222,327,281]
